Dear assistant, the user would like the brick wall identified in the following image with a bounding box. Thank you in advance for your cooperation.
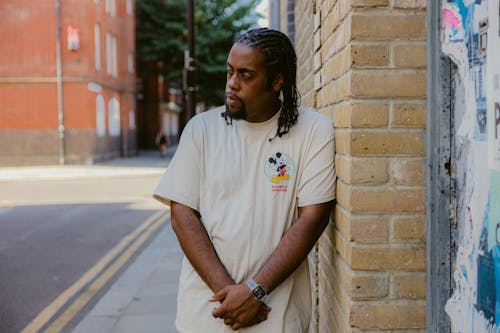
[292,0,427,332]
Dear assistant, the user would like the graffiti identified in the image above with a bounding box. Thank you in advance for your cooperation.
[442,0,500,332]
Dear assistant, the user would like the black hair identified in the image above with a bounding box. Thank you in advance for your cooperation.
[222,28,300,140]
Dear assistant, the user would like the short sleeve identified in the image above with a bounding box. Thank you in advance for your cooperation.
[153,119,201,211]
[297,118,336,207]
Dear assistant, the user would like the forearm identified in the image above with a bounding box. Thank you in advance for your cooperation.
[254,201,333,294]
[171,201,234,292]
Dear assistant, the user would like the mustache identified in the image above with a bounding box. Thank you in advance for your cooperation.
[224,92,243,103]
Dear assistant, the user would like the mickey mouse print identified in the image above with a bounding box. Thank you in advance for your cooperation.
[265,152,296,192]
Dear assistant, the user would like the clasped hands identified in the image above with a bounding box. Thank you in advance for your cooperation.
[209,284,272,331]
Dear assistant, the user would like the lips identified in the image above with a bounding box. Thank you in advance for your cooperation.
[225,93,242,107]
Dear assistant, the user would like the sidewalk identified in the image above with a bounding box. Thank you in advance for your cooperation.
[0,148,175,182]
[71,218,182,333]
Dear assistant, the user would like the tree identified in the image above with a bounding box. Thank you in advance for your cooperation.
[136,0,262,107]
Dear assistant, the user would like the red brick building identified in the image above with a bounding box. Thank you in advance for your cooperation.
[0,0,137,165]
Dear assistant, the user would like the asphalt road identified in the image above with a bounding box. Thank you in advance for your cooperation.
[0,175,166,333]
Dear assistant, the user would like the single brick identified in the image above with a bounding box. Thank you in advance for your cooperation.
[351,14,426,40]
[391,158,425,185]
[350,274,389,299]
[337,181,425,213]
[391,273,426,299]
[349,244,426,270]
[352,44,389,67]
[392,215,426,242]
[352,0,389,7]
[350,302,426,329]
[392,103,426,127]
[393,44,427,68]
[351,71,426,98]
[335,130,425,156]
[336,154,389,184]
[393,0,426,9]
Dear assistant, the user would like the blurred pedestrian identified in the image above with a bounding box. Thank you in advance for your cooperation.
[155,131,168,158]
[154,28,336,332]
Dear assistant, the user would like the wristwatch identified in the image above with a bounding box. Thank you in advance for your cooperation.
[246,278,269,304]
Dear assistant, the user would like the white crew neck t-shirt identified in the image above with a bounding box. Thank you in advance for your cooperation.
[154,105,336,333]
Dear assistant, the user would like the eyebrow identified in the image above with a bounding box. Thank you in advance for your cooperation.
[226,63,257,75]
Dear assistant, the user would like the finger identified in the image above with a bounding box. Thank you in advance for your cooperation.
[224,318,233,326]
[209,288,227,302]
[212,305,226,318]
[231,322,241,330]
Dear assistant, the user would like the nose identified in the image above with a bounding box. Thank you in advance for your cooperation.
[226,73,239,91]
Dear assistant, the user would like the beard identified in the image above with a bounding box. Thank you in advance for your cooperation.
[224,93,247,120]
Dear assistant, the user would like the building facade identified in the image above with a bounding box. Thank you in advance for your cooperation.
[272,0,427,332]
[272,0,500,332]
[0,0,137,165]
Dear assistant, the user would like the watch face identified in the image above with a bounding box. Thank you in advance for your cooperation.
[252,286,266,300]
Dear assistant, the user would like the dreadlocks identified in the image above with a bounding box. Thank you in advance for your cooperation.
[222,28,300,140]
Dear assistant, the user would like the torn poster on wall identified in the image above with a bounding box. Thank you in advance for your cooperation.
[442,0,500,332]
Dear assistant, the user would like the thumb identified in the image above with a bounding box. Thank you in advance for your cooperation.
[209,287,227,302]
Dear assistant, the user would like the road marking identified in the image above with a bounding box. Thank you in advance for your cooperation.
[20,209,169,333]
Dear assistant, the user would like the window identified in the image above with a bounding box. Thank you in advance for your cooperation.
[129,110,136,130]
[126,0,133,15]
[96,95,105,136]
[128,52,134,74]
[94,24,101,71]
[105,0,116,17]
[108,98,120,136]
[106,33,117,77]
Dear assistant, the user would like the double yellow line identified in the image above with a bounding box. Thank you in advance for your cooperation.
[21,210,169,333]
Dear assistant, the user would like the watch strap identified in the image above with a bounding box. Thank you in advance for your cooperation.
[246,278,268,304]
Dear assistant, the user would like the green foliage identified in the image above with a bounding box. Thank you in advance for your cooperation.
[136,0,262,106]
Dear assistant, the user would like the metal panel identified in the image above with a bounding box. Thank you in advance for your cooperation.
[426,0,452,331]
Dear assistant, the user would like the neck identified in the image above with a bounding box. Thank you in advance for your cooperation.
[246,98,282,123]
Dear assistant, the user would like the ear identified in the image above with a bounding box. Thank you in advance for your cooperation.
[272,73,284,93]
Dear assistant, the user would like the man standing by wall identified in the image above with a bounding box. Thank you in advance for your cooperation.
[154,28,336,332]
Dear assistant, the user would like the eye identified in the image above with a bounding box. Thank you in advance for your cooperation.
[226,68,234,75]
[239,73,251,80]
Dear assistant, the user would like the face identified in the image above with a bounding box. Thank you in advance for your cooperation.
[225,43,283,123]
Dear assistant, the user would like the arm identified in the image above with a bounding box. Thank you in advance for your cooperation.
[254,200,333,293]
[170,201,234,292]
[212,201,333,329]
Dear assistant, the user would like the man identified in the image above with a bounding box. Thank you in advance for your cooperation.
[154,28,335,332]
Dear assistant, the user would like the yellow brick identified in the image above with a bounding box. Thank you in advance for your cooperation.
[392,103,426,127]
[350,302,426,329]
[349,244,426,270]
[390,158,425,185]
[350,274,389,299]
[392,216,426,242]
[393,0,426,9]
[336,155,389,184]
[352,0,389,6]
[351,71,426,98]
[351,215,389,242]
[393,44,427,68]
[321,17,351,61]
[323,47,352,81]
[352,44,389,67]
[337,181,425,213]
[391,273,426,299]
[334,102,389,128]
[335,130,425,156]
[351,14,426,40]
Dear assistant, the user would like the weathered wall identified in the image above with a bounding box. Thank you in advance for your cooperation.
[291,0,427,331]
[442,1,500,332]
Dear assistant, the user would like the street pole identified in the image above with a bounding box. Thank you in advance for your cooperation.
[55,0,65,164]
[184,0,196,120]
